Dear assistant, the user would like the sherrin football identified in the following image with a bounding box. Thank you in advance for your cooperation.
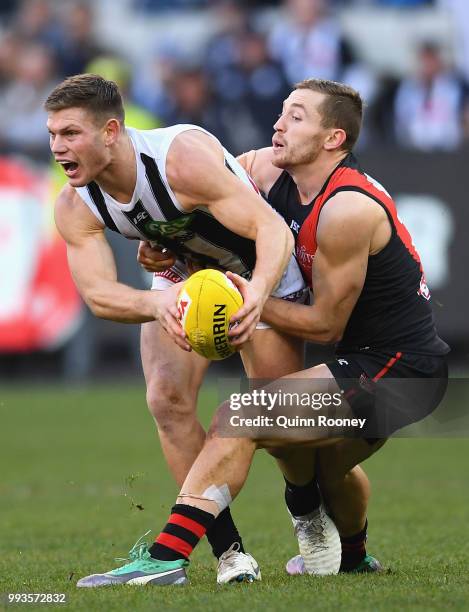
[177,269,243,360]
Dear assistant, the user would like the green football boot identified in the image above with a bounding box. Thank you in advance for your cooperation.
[341,554,383,573]
[77,532,189,587]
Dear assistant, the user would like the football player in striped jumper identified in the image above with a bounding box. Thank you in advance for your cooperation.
[46,74,341,585]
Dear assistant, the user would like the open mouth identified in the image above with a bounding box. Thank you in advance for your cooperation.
[58,161,79,176]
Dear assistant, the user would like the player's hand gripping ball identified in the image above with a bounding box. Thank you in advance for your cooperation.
[177,269,243,360]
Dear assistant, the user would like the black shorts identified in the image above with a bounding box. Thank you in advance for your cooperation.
[328,349,448,441]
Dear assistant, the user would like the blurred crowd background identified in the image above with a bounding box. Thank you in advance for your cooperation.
[0,0,468,381]
[1,0,469,158]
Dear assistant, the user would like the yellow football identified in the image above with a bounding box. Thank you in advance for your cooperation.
[177,269,243,360]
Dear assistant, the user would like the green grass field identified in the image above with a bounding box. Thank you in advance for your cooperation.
[1,383,468,611]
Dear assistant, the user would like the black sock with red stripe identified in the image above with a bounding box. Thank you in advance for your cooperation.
[339,519,368,572]
[149,504,215,561]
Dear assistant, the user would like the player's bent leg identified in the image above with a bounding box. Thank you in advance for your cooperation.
[240,328,305,380]
[178,365,345,575]
[78,321,259,588]
[141,320,209,485]
[251,364,380,576]
[213,329,304,585]
[211,328,305,583]
[265,445,340,576]
[240,330,342,576]
[141,319,255,583]
[264,364,382,576]
[317,448,373,537]
[285,439,385,575]
[317,440,385,573]
[264,445,341,577]
[244,333,335,571]
[263,364,342,575]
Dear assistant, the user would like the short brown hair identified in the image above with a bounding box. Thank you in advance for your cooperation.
[44,73,125,124]
[295,79,363,150]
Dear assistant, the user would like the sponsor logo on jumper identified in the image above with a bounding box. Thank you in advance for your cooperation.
[290,220,300,233]
[145,215,194,238]
[418,273,431,300]
[157,269,184,284]
[296,244,314,265]
[213,304,231,358]
[134,211,149,223]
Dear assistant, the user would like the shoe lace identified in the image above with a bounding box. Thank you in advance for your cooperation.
[294,513,328,553]
[115,530,152,566]
[217,542,244,572]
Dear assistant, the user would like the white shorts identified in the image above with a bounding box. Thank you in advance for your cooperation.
[151,257,309,330]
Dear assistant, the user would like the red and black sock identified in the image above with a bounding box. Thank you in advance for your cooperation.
[206,507,245,559]
[340,519,368,572]
[149,504,215,561]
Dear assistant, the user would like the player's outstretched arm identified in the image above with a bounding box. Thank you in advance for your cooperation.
[54,185,187,346]
[259,192,378,344]
[167,131,294,342]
